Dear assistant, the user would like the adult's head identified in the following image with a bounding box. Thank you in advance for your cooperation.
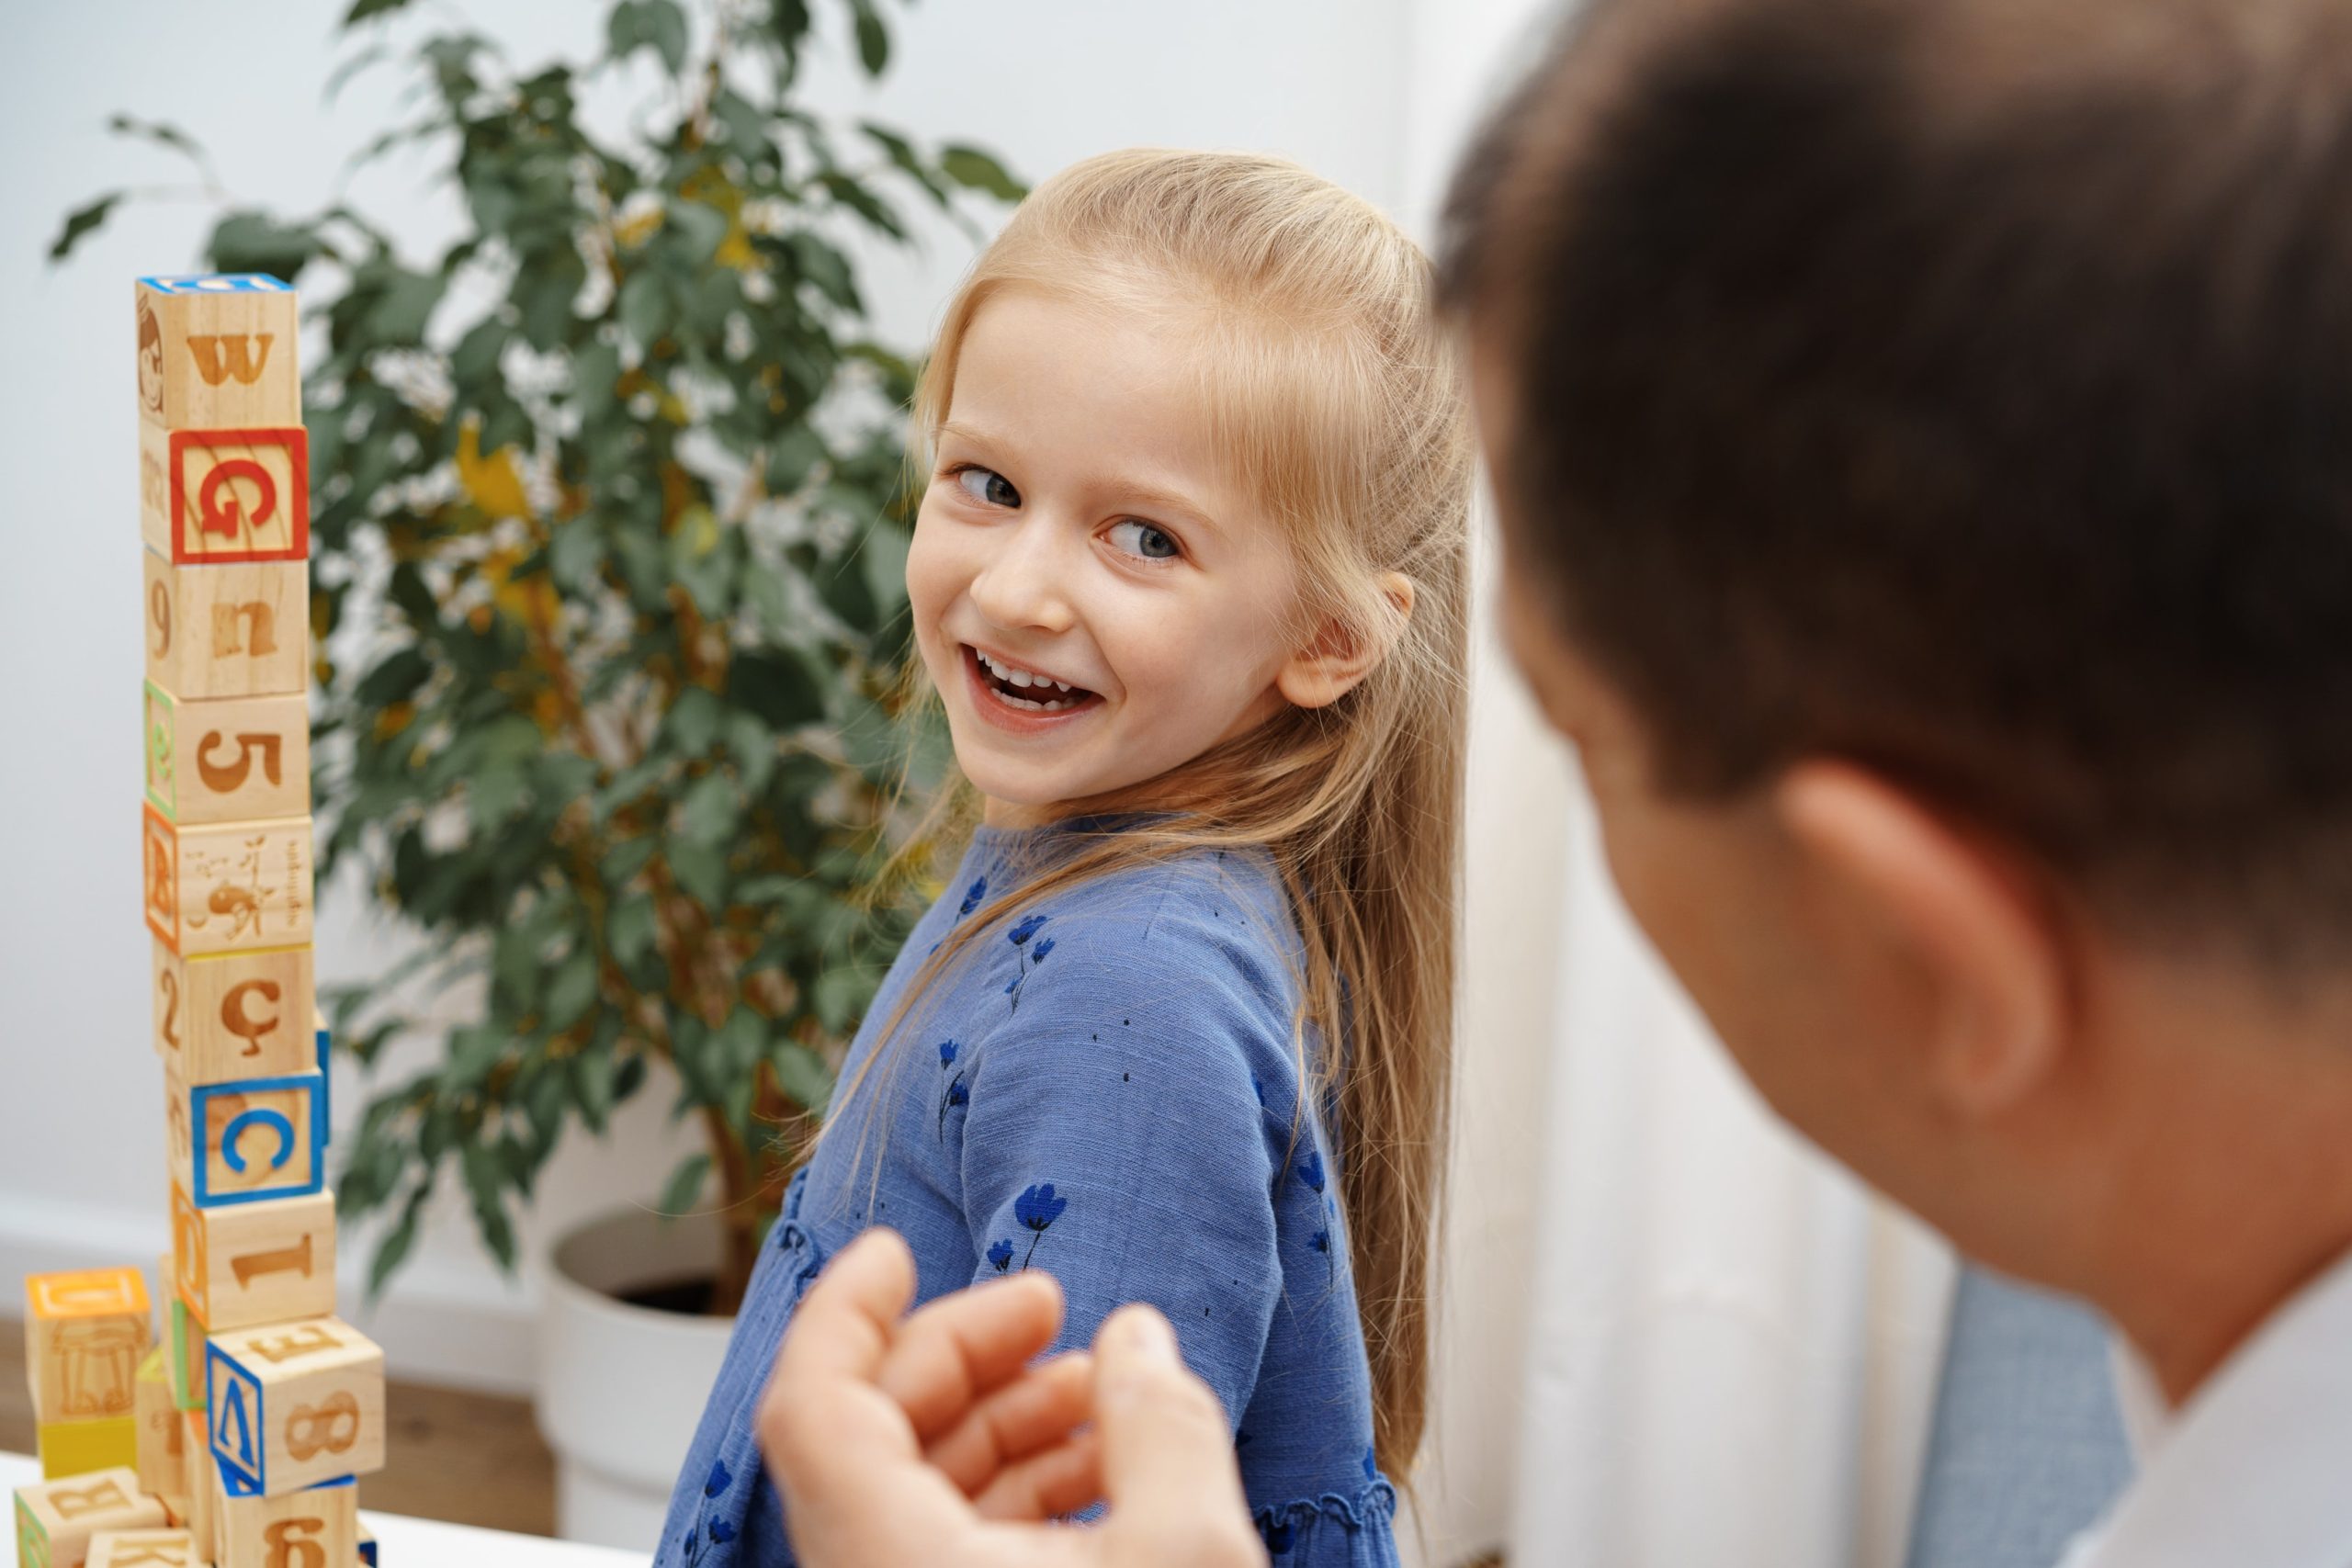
[1442,0,2352,1393]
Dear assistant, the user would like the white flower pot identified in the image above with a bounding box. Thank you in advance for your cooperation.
[537,1209,740,1551]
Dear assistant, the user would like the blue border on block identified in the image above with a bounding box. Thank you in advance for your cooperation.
[207,1340,267,1495]
[138,274,291,294]
[316,1023,332,1133]
[188,1072,327,1209]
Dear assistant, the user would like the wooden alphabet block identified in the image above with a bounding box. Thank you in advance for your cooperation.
[216,1475,356,1568]
[356,1521,376,1565]
[36,1419,137,1481]
[206,1318,385,1497]
[143,686,310,826]
[25,1270,152,1422]
[142,550,308,703]
[165,1067,327,1210]
[178,1414,216,1561]
[139,421,309,565]
[153,942,317,1084]
[13,1470,167,1568]
[86,1527,198,1568]
[133,1350,185,1500]
[136,276,299,431]
[171,1186,337,1330]
[165,1300,205,1414]
[142,807,313,959]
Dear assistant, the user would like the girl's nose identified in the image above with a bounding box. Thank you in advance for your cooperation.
[967,514,1078,636]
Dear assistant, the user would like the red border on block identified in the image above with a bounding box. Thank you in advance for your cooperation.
[165,428,311,565]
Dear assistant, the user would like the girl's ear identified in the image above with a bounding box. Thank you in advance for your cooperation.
[1276,572,1418,709]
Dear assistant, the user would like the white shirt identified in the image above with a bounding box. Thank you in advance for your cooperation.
[2056,1246,2352,1568]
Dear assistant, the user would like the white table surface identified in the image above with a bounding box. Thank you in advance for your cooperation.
[0,1453,648,1567]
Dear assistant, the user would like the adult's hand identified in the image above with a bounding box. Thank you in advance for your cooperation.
[760,1228,1267,1568]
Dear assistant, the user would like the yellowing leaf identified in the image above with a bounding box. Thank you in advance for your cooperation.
[458,417,533,521]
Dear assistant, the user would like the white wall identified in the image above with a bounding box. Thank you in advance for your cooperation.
[0,1,1563,1558]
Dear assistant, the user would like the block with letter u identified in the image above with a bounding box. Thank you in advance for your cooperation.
[165,1068,325,1209]
[206,1317,384,1497]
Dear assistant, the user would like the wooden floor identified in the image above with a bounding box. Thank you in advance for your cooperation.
[0,1316,556,1537]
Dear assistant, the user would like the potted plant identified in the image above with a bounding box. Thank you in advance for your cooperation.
[56,0,1020,1542]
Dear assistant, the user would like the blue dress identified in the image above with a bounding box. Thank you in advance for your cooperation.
[654,820,1397,1567]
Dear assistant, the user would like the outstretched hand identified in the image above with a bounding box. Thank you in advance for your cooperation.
[759,1228,1268,1568]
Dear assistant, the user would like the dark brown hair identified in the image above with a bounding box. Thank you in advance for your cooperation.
[1442,0,2352,957]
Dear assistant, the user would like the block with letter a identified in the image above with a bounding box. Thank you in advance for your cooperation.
[144,685,310,826]
[24,1269,153,1423]
[166,1066,326,1209]
[214,1474,356,1568]
[143,550,308,702]
[153,941,317,1084]
[12,1469,168,1568]
[142,807,313,958]
[172,1185,337,1330]
[87,1527,199,1568]
[206,1318,385,1497]
[135,275,299,431]
[140,422,309,566]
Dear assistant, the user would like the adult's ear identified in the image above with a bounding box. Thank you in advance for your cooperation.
[1275,571,1418,709]
[1776,761,2068,1118]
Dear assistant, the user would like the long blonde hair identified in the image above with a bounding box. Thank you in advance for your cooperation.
[836,149,1472,1477]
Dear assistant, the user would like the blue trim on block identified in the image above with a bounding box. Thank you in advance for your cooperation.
[207,1340,267,1495]
[139,275,291,294]
[188,1073,327,1209]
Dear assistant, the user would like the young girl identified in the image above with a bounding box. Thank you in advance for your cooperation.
[657,148,1472,1567]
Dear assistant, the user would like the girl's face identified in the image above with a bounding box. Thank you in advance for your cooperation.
[907,286,1307,820]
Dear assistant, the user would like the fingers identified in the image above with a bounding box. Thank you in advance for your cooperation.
[878,1269,1067,1442]
[924,1349,1094,1495]
[762,1230,922,1492]
[1091,1306,1265,1566]
[971,1427,1103,1521]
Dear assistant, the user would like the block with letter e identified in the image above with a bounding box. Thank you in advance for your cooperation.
[136,275,298,431]
[172,1185,336,1330]
[140,422,308,565]
[153,941,316,1084]
[142,807,313,958]
[207,1318,385,1497]
[142,550,308,702]
[24,1269,152,1423]
[166,1067,326,1210]
[13,1470,167,1568]
[144,685,309,826]
[87,1528,199,1568]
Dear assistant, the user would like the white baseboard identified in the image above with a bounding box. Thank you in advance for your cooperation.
[0,1192,542,1399]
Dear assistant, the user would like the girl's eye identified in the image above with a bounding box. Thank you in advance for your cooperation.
[1106,519,1182,562]
[954,467,1020,508]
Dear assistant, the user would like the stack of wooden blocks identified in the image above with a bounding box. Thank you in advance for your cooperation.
[13,274,384,1568]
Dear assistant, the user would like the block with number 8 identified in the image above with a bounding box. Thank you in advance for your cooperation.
[206,1317,384,1497]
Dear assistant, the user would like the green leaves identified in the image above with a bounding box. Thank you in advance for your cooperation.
[54,0,1002,1307]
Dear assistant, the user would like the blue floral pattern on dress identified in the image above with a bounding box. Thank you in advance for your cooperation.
[1014,1181,1068,1269]
[936,1039,968,1139]
[987,1238,1014,1273]
[1003,913,1053,1013]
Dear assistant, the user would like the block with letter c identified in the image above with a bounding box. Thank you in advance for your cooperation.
[165,1068,324,1210]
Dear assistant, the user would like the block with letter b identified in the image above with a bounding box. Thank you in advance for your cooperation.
[140,421,309,565]
[13,1470,168,1568]
[136,275,298,431]
[144,685,309,826]
[207,1318,385,1497]
[87,1528,199,1568]
[172,1185,337,1330]
[215,1475,356,1568]
[166,1067,326,1209]
[25,1269,152,1423]
[142,550,307,703]
[153,941,317,1084]
[142,807,313,959]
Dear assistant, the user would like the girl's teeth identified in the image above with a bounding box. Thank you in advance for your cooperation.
[1009,669,1034,688]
